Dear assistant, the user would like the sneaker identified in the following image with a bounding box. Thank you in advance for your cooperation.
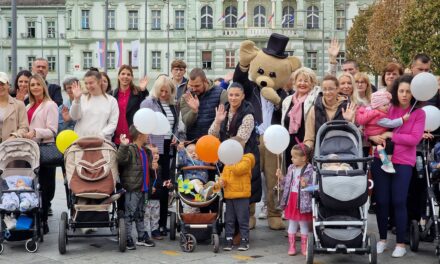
[223,238,233,251]
[381,163,396,174]
[377,241,387,254]
[151,229,163,240]
[238,239,249,251]
[136,233,156,247]
[258,204,267,219]
[160,227,168,237]
[392,246,407,257]
[42,222,49,235]
[127,237,136,250]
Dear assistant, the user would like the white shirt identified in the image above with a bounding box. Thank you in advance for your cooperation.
[257,94,274,135]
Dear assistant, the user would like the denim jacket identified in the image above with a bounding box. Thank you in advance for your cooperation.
[177,149,209,183]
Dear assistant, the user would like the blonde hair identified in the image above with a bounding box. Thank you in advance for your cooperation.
[292,67,318,90]
[151,75,176,105]
[338,72,362,105]
[28,74,52,105]
[354,72,373,105]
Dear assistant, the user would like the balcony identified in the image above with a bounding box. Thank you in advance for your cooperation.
[246,27,273,38]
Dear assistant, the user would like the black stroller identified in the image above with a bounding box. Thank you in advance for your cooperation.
[307,121,376,264]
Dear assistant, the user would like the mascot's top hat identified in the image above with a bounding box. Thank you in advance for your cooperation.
[262,33,289,59]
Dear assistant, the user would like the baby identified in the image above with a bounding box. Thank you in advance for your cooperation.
[321,154,353,171]
[0,176,38,211]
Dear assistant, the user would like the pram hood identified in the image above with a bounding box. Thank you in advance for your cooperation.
[0,139,40,171]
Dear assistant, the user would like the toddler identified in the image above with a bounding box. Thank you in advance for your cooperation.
[321,154,353,171]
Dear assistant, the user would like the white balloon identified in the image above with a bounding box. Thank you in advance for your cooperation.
[411,72,438,101]
[152,112,171,135]
[263,125,290,155]
[133,108,157,134]
[422,105,440,132]
[218,139,244,165]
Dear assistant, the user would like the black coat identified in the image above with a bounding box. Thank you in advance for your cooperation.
[112,87,149,127]
[47,82,63,106]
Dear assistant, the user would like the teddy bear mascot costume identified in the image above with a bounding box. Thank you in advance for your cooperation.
[233,33,301,230]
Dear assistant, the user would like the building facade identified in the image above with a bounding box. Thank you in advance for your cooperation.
[0,0,374,85]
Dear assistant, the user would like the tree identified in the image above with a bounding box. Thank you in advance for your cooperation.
[394,0,440,74]
[346,5,376,74]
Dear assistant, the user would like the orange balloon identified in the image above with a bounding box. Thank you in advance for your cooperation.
[195,135,221,163]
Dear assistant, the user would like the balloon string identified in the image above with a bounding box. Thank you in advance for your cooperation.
[394,100,417,134]
[277,154,280,203]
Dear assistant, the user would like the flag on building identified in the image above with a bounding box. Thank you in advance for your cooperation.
[237,12,247,22]
[217,13,226,24]
[113,40,123,68]
[96,40,105,68]
[268,13,275,23]
[131,40,140,67]
[282,14,295,25]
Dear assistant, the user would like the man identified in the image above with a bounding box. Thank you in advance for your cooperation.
[171,59,188,103]
[180,68,227,141]
[32,58,63,106]
[411,53,431,76]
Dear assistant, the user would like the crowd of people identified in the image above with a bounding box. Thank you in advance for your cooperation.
[0,45,439,258]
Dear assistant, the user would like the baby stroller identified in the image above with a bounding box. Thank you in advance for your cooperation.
[58,137,126,254]
[409,135,440,263]
[0,139,42,253]
[169,164,223,253]
[308,120,376,264]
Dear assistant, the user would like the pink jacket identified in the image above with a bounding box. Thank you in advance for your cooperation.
[356,106,388,137]
[374,106,425,166]
[26,100,59,143]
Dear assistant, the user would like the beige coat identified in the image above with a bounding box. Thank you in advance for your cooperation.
[1,96,29,142]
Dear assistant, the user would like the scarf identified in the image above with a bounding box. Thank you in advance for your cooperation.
[139,147,150,193]
[288,93,307,134]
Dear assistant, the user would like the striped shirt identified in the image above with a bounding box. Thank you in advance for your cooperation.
[161,102,175,139]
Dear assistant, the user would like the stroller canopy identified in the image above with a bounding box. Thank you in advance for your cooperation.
[0,139,40,171]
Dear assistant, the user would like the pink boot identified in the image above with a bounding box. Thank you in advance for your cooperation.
[301,234,308,256]
[288,233,296,256]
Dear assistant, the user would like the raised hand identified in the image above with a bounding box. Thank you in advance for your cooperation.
[61,106,71,122]
[71,81,82,100]
[119,134,129,145]
[184,93,200,113]
[342,102,357,122]
[328,38,340,59]
[139,76,150,91]
[16,87,28,101]
[214,104,227,124]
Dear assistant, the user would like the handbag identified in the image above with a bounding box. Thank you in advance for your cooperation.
[39,142,63,167]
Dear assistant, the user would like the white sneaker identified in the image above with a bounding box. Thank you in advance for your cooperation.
[381,163,396,174]
[376,241,387,254]
[258,205,267,219]
[392,246,407,258]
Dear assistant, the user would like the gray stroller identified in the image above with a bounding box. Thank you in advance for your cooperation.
[307,120,376,264]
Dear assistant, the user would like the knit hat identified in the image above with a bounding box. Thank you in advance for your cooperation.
[371,90,392,109]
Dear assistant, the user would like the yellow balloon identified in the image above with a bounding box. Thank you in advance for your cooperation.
[56,130,79,154]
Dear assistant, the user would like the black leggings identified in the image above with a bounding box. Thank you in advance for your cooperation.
[39,166,56,222]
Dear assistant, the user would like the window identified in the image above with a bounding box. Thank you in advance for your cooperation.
[307,52,317,70]
[253,5,266,27]
[107,52,115,69]
[47,21,55,38]
[201,5,213,29]
[83,52,92,69]
[337,52,346,71]
[152,10,161,30]
[152,51,161,69]
[175,10,184,30]
[175,51,185,60]
[108,10,115,29]
[336,9,345,30]
[225,5,237,28]
[7,21,12,38]
[307,6,319,29]
[225,50,235,69]
[81,10,90,29]
[8,56,12,72]
[47,56,56,71]
[202,51,212,70]
[27,21,36,38]
[66,10,72,30]
[128,51,139,69]
[27,56,36,71]
[128,10,139,30]
[66,56,71,72]
[282,6,295,28]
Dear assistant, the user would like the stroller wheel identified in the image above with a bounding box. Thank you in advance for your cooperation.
[0,243,4,254]
[180,233,197,253]
[59,213,68,254]
[118,217,127,252]
[410,220,420,252]
[25,239,38,253]
[368,234,377,264]
[170,212,177,241]
[212,234,220,253]
[306,233,314,264]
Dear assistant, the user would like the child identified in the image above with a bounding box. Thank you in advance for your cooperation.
[220,138,255,252]
[177,142,214,200]
[117,125,155,250]
[278,144,314,256]
[144,144,172,240]
[356,90,410,173]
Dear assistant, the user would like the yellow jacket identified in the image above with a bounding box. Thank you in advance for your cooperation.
[220,153,255,199]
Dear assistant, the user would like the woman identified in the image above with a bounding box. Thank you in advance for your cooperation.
[70,70,119,141]
[0,72,29,142]
[208,82,260,229]
[339,72,364,105]
[381,62,403,92]
[281,67,320,169]
[113,65,149,145]
[370,75,425,258]
[58,77,78,132]
[354,72,373,106]
[12,70,32,105]
[101,71,112,95]
[140,75,177,238]
[303,75,357,148]
[23,74,59,234]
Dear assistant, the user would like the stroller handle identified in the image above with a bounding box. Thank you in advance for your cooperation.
[181,165,217,171]
[314,157,373,163]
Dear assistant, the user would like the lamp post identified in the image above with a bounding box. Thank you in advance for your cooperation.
[193,17,197,67]
[11,0,17,87]
[144,0,148,76]
[104,0,108,72]
[56,8,61,84]
[165,0,170,75]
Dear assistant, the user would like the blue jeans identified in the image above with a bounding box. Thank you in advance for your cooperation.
[372,158,413,243]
